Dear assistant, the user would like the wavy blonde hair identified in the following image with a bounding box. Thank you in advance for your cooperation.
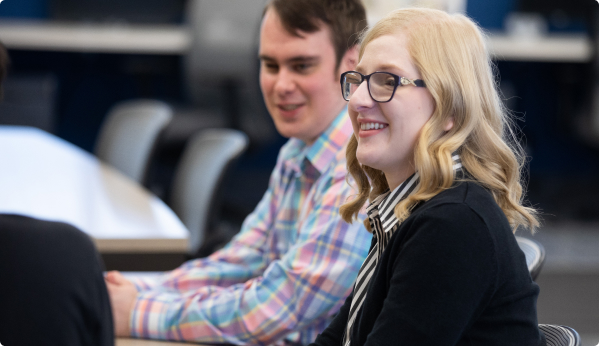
[340,8,539,233]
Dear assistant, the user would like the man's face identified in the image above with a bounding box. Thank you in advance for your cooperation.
[259,8,348,145]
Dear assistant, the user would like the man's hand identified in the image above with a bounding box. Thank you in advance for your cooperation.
[105,270,138,337]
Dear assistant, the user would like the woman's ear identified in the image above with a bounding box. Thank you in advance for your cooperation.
[444,116,454,131]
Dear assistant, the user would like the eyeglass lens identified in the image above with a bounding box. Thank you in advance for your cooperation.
[342,72,397,102]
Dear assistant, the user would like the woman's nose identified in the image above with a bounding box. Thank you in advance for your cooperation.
[349,81,376,112]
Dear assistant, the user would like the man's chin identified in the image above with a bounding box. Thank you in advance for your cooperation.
[273,122,298,139]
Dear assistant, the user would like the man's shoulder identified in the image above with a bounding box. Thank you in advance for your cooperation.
[0,213,94,246]
[0,213,49,228]
[330,143,350,174]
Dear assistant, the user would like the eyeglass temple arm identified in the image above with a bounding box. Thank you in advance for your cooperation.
[401,77,426,87]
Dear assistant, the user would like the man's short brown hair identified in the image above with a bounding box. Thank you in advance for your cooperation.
[0,42,8,98]
[266,0,367,69]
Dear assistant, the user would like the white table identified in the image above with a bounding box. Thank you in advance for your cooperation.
[486,32,593,63]
[0,20,593,62]
[0,20,191,55]
[0,126,189,253]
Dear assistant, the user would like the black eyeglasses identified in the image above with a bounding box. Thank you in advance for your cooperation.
[340,71,426,103]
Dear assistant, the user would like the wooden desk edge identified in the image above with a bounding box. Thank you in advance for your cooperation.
[116,337,206,346]
[95,238,188,254]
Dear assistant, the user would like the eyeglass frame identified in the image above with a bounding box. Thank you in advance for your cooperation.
[340,70,426,103]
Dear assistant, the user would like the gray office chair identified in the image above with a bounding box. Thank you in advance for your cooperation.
[184,0,265,104]
[95,99,173,184]
[150,0,268,186]
[178,0,275,144]
[169,128,249,255]
[539,324,581,346]
[516,236,546,280]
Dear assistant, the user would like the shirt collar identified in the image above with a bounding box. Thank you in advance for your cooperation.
[284,107,353,175]
[306,107,353,173]
[367,172,420,234]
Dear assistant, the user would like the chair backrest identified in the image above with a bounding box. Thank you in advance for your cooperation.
[183,0,265,104]
[95,99,173,183]
[169,128,249,254]
[516,236,546,280]
[539,324,581,346]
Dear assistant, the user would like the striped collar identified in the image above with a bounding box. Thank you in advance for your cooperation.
[366,172,420,235]
[366,154,463,234]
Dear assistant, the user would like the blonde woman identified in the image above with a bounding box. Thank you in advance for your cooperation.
[310,8,545,346]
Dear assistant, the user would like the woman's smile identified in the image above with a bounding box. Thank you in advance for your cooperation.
[358,120,389,137]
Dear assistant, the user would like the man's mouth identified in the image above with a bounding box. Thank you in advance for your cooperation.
[360,122,388,130]
[279,104,303,111]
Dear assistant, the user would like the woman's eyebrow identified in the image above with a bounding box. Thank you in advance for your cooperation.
[355,63,408,75]
[376,63,408,75]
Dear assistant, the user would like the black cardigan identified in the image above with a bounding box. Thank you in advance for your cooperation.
[310,181,545,346]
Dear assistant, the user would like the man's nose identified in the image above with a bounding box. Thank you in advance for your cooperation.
[274,69,297,95]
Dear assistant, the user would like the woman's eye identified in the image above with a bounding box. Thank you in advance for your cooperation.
[384,78,396,87]
[347,76,361,84]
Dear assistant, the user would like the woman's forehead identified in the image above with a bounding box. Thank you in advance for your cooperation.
[357,33,418,77]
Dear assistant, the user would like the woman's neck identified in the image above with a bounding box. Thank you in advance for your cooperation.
[384,166,416,191]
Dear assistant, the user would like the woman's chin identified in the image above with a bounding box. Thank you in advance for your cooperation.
[356,151,379,170]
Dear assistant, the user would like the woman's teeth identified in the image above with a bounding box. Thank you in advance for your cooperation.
[360,122,388,130]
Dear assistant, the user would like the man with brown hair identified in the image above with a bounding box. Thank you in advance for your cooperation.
[106,1,371,344]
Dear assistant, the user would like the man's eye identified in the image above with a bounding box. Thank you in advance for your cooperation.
[264,63,279,72]
[293,63,312,73]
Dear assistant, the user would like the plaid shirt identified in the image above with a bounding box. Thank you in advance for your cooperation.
[130,110,372,345]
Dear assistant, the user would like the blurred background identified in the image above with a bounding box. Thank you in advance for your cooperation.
[0,0,598,344]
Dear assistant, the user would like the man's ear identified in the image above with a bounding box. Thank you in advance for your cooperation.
[340,45,359,72]
[444,116,454,132]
